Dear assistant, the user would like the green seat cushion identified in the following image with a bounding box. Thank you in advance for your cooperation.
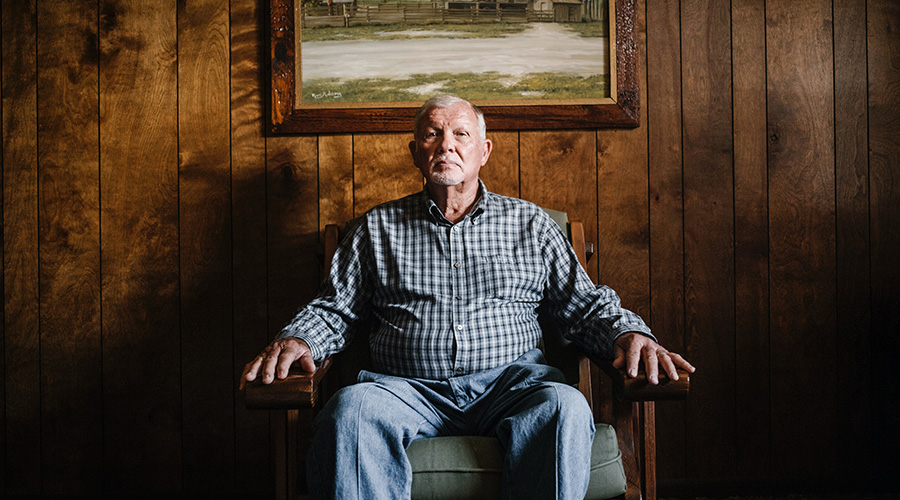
[407,424,626,500]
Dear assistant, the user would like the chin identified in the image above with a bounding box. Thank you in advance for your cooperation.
[429,174,464,186]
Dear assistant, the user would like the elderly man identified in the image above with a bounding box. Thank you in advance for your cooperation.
[241,95,694,499]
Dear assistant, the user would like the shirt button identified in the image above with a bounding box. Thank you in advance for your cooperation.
[455,367,465,375]
[455,296,462,300]
[456,324,464,331]
[453,262,461,268]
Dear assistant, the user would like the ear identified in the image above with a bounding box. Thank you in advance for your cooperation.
[481,138,493,166]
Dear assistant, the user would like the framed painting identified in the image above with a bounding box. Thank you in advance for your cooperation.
[270,0,638,134]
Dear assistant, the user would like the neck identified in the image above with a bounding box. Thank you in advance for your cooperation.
[427,181,480,224]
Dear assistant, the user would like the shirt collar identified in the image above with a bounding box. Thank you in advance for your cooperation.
[422,180,490,226]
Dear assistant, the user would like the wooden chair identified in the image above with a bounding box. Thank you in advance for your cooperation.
[245,213,689,500]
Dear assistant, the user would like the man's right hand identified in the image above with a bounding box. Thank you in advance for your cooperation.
[239,337,316,390]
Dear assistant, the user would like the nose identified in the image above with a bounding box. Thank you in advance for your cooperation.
[438,133,455,153]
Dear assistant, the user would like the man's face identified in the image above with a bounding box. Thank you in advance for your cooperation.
[409,103,492,187]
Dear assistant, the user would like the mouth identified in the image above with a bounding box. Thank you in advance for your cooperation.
[431,155,457,168]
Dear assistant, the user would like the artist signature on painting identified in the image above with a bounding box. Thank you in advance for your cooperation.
[311,91,343,100]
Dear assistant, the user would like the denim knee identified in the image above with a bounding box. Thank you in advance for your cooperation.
[312,382,387,436]
[553,384,593,426]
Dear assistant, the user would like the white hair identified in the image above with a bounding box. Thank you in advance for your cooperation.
[413,95,487,141]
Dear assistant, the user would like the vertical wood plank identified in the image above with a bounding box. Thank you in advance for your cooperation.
[353,133,422,216]
[867,0,900,483]
[833,0,871,484]
[36,0,103,493]
[480,131,519,198]
[766,0,837,481]
[99,0,182,491]
[267,136,319,333]
[178,0,234,491]
[319,134,354,230]
[520,130,598,281]
[732,0,770,482]
[231,0,273,491]
[646,0,686,482]
[1,0,41,494]
[681,0,736,481]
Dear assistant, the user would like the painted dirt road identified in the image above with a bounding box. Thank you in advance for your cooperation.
[300,22,609,102]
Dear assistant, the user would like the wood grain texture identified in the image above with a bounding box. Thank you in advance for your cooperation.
[595,73,648,316]
[230,0,272,490]
[267,136,320,334]
[1,0,40,494]
[833,0,871,484]
[867,0,900,483]
[319,135,355,231]
[99,0,182,491]
[646,0,686,483]
[681,0,735,481]
[353,133,423,216]
[4,0,900,494]
[766,0,837,480]
[178,0,234,491]
[731,0,770,481]
[36,0,103,493]
[520,130,598,280]
[480,131,519,199]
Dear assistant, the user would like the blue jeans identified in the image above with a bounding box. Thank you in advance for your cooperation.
[306,349,595,499]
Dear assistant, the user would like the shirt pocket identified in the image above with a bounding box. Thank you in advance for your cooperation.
[474,254,545,301]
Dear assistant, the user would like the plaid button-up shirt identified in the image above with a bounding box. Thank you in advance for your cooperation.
[278,185,653,380]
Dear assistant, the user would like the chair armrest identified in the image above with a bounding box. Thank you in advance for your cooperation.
[588,353,690,402]
[243,357,333,409]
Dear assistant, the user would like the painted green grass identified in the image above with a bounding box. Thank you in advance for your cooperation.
[561,21,609,38]
[302,22,531,41]
[302,71,610,103]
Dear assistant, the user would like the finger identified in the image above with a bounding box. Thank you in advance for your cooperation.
[261,345,282,384]
[626,341,642,378]
[276,342,303,379]
[612,343,626,370]
[658,352,679,381]
[669,352,696,373]
[643,346,660,385]
[298,349,317,373]
[239,356,263,390]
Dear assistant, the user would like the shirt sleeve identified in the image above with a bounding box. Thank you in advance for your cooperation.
[538,215,655,360]
[275,218,374,361]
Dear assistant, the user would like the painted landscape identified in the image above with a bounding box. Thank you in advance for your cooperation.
[297,0,610,104]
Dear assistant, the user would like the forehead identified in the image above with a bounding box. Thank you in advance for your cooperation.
[420,103,479,130]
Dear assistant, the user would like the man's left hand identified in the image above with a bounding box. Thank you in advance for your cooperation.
[613,332,695,385]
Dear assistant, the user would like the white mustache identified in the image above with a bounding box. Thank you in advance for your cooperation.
[431,155,458,167]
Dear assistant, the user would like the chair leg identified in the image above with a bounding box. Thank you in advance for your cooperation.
[641,402,657,500]
[273,410,288,500]
[287,410,301,500]
[277,409,315,500]
[616,400,643,500]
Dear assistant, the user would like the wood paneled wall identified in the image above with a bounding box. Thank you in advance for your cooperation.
[2,0,898,496]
